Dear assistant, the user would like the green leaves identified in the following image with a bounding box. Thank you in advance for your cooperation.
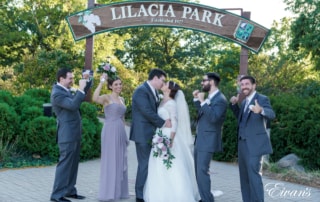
[284,0,320,69]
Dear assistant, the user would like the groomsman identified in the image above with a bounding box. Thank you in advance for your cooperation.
[50,68,89,202]
[230,75,275,202]
[193,72,228,202]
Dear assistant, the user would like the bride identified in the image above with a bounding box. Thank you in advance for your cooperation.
[144,81,200,202]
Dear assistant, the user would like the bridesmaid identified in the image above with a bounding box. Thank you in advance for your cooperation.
[93,73,129,201]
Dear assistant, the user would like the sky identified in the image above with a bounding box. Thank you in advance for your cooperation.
[199,0,293,28]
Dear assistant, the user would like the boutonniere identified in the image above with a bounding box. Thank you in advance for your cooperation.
[158,94,163,100]
[70,87,77,95]
[205,98,211,106]
[249,104,254,110]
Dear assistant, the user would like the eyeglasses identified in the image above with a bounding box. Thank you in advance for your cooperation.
[202,79,210,82]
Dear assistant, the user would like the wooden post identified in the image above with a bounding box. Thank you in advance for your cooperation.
[239,11,251,76]
[84,0,95,102]
[238,11,251,103]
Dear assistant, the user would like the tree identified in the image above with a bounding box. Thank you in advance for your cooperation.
[0,0,87,92]
[284,0,320,69]
[249,17,320,96]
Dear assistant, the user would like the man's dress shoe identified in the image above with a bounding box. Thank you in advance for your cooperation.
[66,194,86,199]
[50,197,71,202]
[136,198,145,202]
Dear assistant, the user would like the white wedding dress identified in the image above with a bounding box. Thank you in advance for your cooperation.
[144,91,200,202]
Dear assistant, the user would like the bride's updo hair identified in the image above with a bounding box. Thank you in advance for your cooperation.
[168,81,180,99]
[107,76,121,90]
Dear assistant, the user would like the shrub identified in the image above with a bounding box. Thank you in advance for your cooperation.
[0,103,20,162]
[24,88,51,103]
[0,90,15,106]
[213,109,238,162]
[19,116,58,159]
[14,95,43,115]
[0,103,20,144]
[270,94,320,169]
[80,117,101,160]
[80,102,102,160]
[20,106,43,122]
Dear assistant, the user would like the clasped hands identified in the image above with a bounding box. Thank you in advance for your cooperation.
[77,76,93,94]
[192,90,206,102]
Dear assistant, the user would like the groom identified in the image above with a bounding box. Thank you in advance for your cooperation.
[130,68,171,202]
[193,72,228,202]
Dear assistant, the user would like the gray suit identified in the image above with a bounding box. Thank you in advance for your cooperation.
[194,91,228,202]
[230,92,275,202]
[129,82,165,199]
[50,84,85,200]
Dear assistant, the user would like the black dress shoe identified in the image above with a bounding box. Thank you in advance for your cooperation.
[136,198,145,202]
[66,194,85,199]
[50,197,71,202]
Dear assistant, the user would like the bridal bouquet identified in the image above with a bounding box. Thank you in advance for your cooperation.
[96,62,117,79]
[151,129,175,169]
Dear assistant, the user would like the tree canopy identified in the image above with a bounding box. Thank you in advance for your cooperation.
[284,0,320,69]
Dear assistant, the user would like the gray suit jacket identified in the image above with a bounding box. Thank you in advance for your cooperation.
[194,91,228,153]
[230,92,275,156]
[51,84,86,143]
[130,82,165,143]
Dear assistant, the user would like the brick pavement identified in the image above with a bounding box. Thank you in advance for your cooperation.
[0,126,319,202]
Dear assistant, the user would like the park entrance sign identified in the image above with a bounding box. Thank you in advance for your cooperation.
[66,1,270,53]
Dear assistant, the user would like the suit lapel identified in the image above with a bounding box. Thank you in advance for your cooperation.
[143,82,158,107]
[198,92,219,120]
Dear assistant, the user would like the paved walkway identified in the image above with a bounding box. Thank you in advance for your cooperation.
[0,126,319,202]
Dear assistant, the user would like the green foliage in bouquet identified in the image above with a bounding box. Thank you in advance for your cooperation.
[151,129,175,169]
[96,62,117,80]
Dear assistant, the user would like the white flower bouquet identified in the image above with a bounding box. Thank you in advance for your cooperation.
[96,62,117,79]
[151,129,175,169]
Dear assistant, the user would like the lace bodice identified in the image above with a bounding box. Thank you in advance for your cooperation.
[158,100,177,133]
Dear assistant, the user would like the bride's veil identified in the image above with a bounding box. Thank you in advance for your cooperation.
[174,90,194,151]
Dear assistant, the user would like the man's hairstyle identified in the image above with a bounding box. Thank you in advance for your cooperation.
[240,75,256,84]
[56,68,72,82]
[206,72,221,86]
[148,68,167,80]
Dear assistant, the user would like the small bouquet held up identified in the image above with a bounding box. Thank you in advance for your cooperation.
[151,129,175,169]
[96,60,117,80]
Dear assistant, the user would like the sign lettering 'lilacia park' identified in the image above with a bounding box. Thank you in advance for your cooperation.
[66,1,270,53]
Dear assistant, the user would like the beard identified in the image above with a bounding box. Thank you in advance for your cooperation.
[202,83,211,92]
[242,88,253,96]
